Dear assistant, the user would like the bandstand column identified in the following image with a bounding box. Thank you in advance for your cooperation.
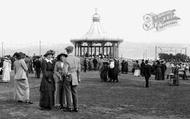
[106,46,108,56]
[110,46,112,57]
[78,44,80,56]
[82,46,85,56]
[99,46,100,55]
[91,46,92,57]
[116,43,119,57]
[114,43,117,58]
[87,43,89,57]
[102,43,104,56]
[74,43,76,56]
[113,43,115,58]
[82,47,84,56]
[94,46,96,56]
[80,46,82,57]
[81,47,83,56]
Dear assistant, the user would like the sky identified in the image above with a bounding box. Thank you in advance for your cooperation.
[0,0,189,56]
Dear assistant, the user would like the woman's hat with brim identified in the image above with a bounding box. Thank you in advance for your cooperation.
[44,50,55,57]
[56,52,68,61]
[3,55,10,60]
[13,52,20,58]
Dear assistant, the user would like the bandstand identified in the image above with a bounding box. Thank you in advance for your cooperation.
[70,11,123,58]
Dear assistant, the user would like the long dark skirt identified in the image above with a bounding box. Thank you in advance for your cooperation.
[100,70,108,82]
[39,77,55,109]
[39,91,54,109]
[155,68,162,80]
[108,68,118,82]
[100,66,109,82]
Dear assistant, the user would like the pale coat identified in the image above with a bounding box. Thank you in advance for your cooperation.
[13,59,30,101]
[2,59,11,82]
[53,61,69,105]
[53,61,69,83]
[14,59,28,80]
[66,54,81,86]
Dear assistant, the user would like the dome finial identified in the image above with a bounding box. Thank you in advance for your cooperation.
[93,8,100,22]
[95,8,98,14]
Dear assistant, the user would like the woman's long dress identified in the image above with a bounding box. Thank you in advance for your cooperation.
[155,64,162,80]
[134,63,140,77]
[100,61,109,82]
[13,59,30,101]
[2,60,11,82]
[39,59,55,109]
[53,61,68,107]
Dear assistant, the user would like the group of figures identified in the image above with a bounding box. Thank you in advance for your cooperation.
[81,56,120,82]
[39,46,80,112]
[132,59,190,87]
[82,56,129,83]
[99,59,120,83]
[82,57,102,72]
[0,54,44,82]
[0,46,81,112]
[132,59,167,81]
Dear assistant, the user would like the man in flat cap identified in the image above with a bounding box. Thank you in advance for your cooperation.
[64,46,81,112]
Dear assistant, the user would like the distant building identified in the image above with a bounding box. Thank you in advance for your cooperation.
[70,10,123,58]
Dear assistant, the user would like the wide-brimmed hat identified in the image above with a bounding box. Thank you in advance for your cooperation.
[3,55,10,60]
[56,52,68,61]
[44,50,55,57]
[13,52,19,58]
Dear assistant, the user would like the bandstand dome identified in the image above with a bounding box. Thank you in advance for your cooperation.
[71,10,123,58]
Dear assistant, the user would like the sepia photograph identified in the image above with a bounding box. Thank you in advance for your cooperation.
[0,0,190,119]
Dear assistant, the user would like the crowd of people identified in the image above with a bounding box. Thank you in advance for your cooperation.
[80,56,190,88]
[0,46,81,112]
[1,47,190,112]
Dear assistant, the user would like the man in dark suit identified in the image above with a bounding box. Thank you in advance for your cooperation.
[144,60,152,88]
[140,59,145,76]
[83,58,87,72]
[33,57,41,78]
[161,60,167,80]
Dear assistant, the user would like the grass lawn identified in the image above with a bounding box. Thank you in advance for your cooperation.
[0,71,190,119]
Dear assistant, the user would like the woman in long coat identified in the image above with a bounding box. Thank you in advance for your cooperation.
[99,59,109,82]
[53,53,69,109]
[39,50,55,110]
[13,52,32,104]
[155,60,162,80]
[2,56,11,82]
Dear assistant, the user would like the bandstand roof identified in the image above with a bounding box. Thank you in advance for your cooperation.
[71,11,123,43]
